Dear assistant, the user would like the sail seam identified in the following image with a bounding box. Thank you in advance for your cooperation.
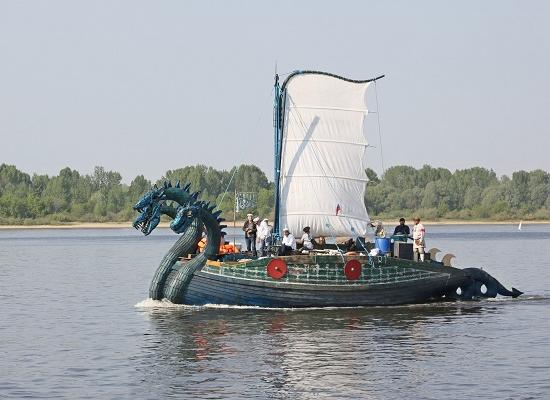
[284,138,368,147]
[281,174,367,182]
[284,212,367,219]
[289,105,368,113]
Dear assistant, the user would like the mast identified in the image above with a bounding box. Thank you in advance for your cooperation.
[273,73,282,236]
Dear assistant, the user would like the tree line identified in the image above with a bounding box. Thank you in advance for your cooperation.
[366,165,550,220]
[0,163,548,225]
[0,163,272,225]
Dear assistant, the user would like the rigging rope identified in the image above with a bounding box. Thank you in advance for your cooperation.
[218,165,239,207]
[373,79,385,175]
[217,85,274,208]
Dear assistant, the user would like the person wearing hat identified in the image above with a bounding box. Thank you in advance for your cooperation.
[370,220,386,238]
[393,218,410,237]
[257,218,272,257]
[412,217,426,261]
[242,213,257,255]
[299,226,314,251]
[278,228,296,256]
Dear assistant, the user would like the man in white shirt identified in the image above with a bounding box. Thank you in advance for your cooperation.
[279,228,296,256]
[257,218,272,256]
[412,217,426,261]
[299,226,314,251]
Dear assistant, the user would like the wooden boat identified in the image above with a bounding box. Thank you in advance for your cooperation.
[134,70,522,306]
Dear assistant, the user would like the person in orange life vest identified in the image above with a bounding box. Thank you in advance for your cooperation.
[219,232,237,254]
[197,235,207,253]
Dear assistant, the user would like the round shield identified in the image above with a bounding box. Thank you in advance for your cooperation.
[267,258,287,279]
[344,260,362,280]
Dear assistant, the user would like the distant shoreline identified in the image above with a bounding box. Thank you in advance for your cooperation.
[0,220,548,229]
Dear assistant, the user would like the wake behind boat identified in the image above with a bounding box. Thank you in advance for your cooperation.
[133,70,522,307]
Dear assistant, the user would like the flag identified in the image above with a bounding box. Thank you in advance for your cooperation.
[336,204,342,216]
[235,192,257,212]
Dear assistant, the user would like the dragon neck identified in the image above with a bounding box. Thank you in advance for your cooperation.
[160,204,178,219]
[202,210,222,259]
[163,187,194,207]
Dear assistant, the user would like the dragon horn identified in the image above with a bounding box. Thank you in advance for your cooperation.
[153,184,158,189]
[167,181,172,188]
[175,180,181,188]
[219,224,227,229]
[213,210,222,218]
[183,183,191,191]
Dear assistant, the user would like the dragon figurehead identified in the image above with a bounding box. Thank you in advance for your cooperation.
[133,180,199,236]
[171,204,200,234]
[133,184,167,235]
[161,200,227,303]
[170,200,226,259]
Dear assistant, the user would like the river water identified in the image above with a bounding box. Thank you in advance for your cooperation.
[1,224,549,399]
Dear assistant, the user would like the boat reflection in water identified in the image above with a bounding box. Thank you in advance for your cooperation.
[135,302,493,398]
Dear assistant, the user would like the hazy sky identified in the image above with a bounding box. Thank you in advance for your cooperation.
[1,0,549,183]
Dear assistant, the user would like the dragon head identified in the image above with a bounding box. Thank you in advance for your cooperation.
[132,185,166,235]
[133,185,166,212]
[133,180,202,236]
[133,202,163,236]
[170,204,200,234]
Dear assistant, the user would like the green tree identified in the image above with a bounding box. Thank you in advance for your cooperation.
[510,170,530,210]
[365,168,380,184]
[128,175,151,202]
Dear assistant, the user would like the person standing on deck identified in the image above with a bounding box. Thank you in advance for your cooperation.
[393,218,410,237]
[242,214,257,255]
[257,218,272,257]
[412,217,426,261]
[252,217,261,255]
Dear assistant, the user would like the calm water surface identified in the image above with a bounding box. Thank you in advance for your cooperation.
[1,224,550,399]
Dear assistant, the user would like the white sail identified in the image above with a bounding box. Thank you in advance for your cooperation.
[278,72,372,238]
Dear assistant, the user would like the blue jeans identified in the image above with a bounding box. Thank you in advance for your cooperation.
[258,236,272,256]
[245,236,256,254]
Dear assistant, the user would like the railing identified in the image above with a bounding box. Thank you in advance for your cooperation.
[201,259,446,286]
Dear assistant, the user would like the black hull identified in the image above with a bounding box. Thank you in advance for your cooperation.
[182,268,468,308]
[157,254,520,307]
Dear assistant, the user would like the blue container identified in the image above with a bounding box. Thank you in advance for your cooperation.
[375,237,391,254]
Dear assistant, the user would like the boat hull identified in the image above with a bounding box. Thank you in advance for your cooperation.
[164,255,471,307]
[184,270,464,307]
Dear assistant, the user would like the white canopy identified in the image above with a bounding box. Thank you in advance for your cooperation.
[278,72,372,238]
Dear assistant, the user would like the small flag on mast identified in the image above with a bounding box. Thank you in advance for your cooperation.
[235,192,257,212]
[336,204,342,216]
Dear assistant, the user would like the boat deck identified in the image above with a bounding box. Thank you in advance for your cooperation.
[179,254,451,286]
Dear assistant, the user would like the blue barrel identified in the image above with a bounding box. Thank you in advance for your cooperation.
[375,237,391,254]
